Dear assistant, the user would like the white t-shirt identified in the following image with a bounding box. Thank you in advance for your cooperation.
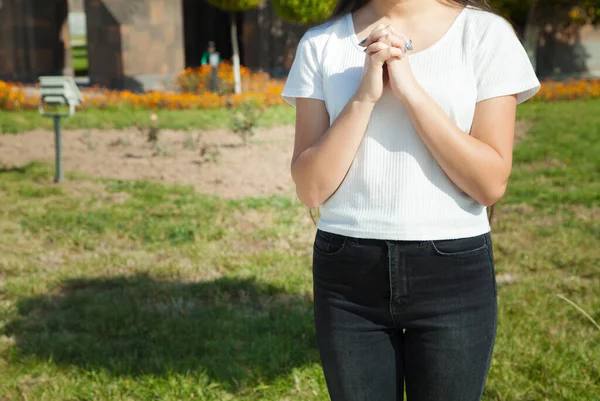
[282,6,541,241]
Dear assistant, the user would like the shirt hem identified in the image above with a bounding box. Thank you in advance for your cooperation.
[281,88,325,107]
[477,80,541,104]
[316,221,492,241]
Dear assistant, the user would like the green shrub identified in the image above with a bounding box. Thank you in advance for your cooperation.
[205,0,263,12]
[271,0,337,24]
[230,97,265,145]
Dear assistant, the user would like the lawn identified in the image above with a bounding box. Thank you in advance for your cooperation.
[0,105,296,134]
[72,45,88,76]
[0,99,599,400]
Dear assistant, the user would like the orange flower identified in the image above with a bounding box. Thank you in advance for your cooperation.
[3,75,598,112]
[529,78,600,102]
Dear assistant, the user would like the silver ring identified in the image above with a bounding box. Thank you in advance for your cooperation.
[404,39,413,52]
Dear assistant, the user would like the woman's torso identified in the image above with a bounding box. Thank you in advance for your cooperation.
[308,6,499,240]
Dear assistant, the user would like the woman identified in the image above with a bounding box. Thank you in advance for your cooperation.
[281,0,540,400]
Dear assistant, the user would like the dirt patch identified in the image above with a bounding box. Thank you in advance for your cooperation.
[0,126,297,199]
[496,273,519,285]
[514,120,535,145]
[63,181,131,204]
[496,203,536,216]
[567,205,600,222]
[0,120,535,199]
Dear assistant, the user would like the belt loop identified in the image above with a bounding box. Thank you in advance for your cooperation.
[484,231,490,246]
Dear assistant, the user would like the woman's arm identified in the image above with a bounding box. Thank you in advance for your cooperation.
[379,17,538,207]
[401,85,517,206]
[291,97,375,208]
[290,30,404,208]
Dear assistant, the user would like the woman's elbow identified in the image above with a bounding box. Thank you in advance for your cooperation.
[478,183,507,207]
[291,167,322,208]
[293,177,324,208]
[296,186,322,209]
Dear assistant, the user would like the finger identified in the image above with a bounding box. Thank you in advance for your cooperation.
[359,24,391,47]
[387,26,413,52]
[364,41,389,55]
[371,46,393,65]
[373,46,405,64]
[361,26,413,53]
[377,33,406,50]
[388,47,405,60]
[387,25,401,37]
[368,34,407,60]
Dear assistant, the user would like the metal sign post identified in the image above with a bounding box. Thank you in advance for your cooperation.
[38,76,83,183]
[53,115,62,182]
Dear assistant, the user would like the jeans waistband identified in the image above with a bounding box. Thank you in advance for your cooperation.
[316,229,490,248]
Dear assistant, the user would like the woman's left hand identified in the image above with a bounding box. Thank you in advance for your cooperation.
[361,27,420,102]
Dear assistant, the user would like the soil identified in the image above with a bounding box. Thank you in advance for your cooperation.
[0,126,297,199]
[0,121,533,199]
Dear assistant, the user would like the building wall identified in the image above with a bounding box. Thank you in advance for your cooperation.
[536,23,600,79]
[68,0,85,13]
[85,0,185,90]
[3,1,600,88]
[575,25,600,78]
[0,0,69,82]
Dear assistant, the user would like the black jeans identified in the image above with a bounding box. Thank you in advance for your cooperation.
[312,229,498,401]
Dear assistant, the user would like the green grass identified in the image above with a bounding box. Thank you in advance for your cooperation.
[72,45,88,76]
[0,100,599,400]
[507,99,600,208]
[0,105,296,134]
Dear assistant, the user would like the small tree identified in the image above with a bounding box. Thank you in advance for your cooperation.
[229,97,265,145]
[204,0,263,93]
[271,0,337,24]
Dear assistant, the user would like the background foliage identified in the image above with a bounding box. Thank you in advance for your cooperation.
[204,0,264,12]
[271,0,337,24]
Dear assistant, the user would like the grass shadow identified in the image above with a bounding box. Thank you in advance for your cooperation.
[4,274,318,391]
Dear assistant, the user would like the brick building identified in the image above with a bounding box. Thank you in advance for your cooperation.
[0,0,71,82]
[1,0,599,91]
[0,0,306,90]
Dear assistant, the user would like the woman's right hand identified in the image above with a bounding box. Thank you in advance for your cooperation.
[354,24,405,104]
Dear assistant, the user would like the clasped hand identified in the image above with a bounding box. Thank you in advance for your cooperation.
[355,24,419,104]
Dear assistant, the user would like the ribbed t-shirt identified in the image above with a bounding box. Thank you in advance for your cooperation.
[282,5,541,241]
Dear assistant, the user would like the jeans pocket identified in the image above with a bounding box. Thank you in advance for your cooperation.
[429,234,488,258]
[314,229,347,256]
[486,238,498,298]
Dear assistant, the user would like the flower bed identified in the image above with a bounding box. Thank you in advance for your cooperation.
[1,71,599,111]
[529,78,600,102]
[0,80,39,111]
[0,64,285,111]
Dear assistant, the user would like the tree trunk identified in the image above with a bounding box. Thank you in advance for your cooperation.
[61,16,74,77]
[230,12,242,94]
[523,0,539,73]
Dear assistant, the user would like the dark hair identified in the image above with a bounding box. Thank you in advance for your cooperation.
[309,0,499,227]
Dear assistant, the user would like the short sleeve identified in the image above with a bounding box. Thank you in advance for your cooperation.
[474,17,541,104]
[281,33,325,107]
